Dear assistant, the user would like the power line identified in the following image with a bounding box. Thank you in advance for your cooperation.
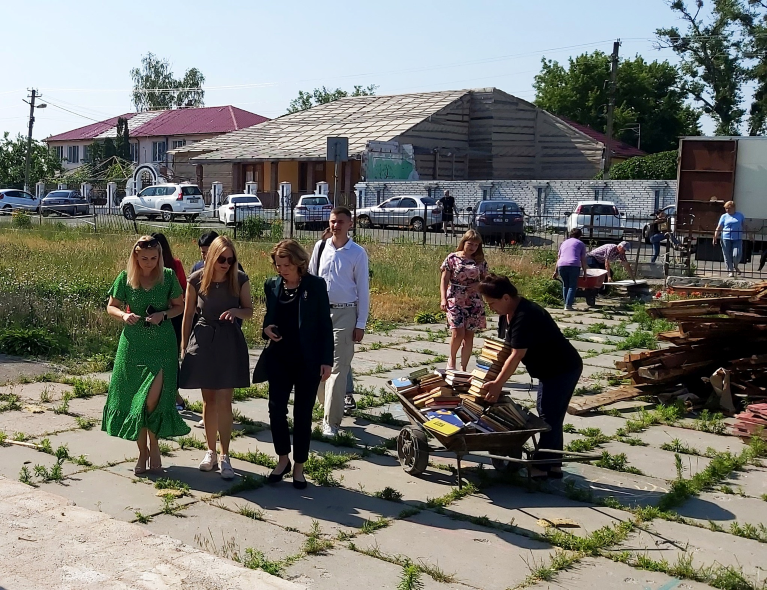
[43,100,102,122]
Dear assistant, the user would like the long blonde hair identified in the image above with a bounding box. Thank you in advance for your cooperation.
[126,235,164,289]
[200,236,240,296]
[456,229,485,263]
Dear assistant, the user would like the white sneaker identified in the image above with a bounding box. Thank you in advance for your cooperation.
[194,420,205,429]
[728,272,735,278]
[199,450,217,472]
[564,306,575,311]
[219,455,234,480]
[322,421,339,437]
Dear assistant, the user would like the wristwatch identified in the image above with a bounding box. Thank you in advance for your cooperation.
[162,311,168,320]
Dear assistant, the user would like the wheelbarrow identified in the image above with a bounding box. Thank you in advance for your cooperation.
[394,391,598,488]
[577,268,609,307]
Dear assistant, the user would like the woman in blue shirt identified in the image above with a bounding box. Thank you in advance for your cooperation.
[713,201,745,276]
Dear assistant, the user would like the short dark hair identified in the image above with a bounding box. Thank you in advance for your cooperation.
[569,228,583,239]
[198,231,219,248]
[331,206,352,219]
[478,274,519,300]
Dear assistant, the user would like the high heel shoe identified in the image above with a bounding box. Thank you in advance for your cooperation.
[292,471,307,490]
[267,460,292,483]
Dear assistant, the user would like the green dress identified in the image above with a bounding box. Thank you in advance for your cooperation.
[102,268,190,441]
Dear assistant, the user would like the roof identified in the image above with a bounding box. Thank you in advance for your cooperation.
[559,117,645,158]
[46,114,137,142]
[46,106,268,142]
[182,90,470,162]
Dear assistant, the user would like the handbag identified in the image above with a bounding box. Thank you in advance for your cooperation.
[252,343,273,383]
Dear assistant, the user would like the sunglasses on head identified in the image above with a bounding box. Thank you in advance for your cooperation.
[217,255,236,265]
[136,238,158,249]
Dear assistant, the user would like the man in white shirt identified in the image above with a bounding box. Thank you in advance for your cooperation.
[309,207,370,436]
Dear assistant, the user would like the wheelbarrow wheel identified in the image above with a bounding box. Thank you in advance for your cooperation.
[397,425,429,475]
[491,447,523,472]
[585,290,597,307]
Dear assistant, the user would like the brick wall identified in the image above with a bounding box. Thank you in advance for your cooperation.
[354,180,677,219]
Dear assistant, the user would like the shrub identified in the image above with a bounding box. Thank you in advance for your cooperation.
[414,311,446,324]
[239,216,269,240]
[0,327,61,356]
[11,210,32,229]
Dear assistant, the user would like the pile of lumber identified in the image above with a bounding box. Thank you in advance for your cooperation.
[732,403,767,440]
[571,282,767,415]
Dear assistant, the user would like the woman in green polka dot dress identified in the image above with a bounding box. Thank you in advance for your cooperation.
[104,236,190,474]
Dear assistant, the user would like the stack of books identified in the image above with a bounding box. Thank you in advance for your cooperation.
[466,339,512,400]
[445,370,472,393]
[457,398,529,433]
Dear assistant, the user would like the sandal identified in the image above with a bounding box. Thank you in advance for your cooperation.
[134,457,148,475]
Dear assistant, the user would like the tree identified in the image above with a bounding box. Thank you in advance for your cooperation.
[286,84,378,113]
[533,51,701,153]
[595,151,679,180]
[130,53,205,112]
[0,133,62,189]
[656,0,747,135]
[739,1,767,133]
[115,118,131,161]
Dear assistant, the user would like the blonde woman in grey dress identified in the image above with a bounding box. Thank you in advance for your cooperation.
[179,236,253,479]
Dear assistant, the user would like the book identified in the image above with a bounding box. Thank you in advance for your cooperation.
[425,410,465,429]
[471,368,499,381]
[408,368,429,381]
[483,337,511,351]
[388,378,414,391]
[423,418,462,437]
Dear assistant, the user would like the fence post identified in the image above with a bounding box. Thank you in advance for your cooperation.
[352,197,357,239]
[289,199,294,239]
[422,202,427,245]
[234,201,237,240]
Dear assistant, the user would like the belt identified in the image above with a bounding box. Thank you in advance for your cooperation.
[330,302,357,309]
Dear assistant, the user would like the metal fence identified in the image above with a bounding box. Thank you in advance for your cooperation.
[5,201,765,280]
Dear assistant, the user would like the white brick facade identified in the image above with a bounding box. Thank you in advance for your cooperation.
[354,180,677,219]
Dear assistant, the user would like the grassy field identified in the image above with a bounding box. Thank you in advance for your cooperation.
[0,225,560,363]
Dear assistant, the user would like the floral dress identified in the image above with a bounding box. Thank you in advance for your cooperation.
[441,252,488,331]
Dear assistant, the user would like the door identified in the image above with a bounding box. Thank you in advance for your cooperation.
[376,198,399,226]
[137,187,156,212]
[398,198,418,226]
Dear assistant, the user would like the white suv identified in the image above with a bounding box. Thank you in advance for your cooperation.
[566,201,623,241]
[121,183,205,222]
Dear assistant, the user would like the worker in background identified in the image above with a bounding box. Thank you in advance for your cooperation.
[587,241,636,282]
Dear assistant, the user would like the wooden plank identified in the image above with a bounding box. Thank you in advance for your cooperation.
[637,361,713,383]
[668,286,760,297]
[567,386,647,415]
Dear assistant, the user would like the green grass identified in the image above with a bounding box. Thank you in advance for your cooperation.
[303,451,358,487]
[75,416,98,430]
[0,230,561,361]
[236,504,265,521]
[594,451,643,475]
[62,376,109,398]
[0,393,22,412]
[134,511,152,524]
[425,482,478,509]
[241,548,285,577]
[374,486,404,502]
[303,520,333,555]
[693,410,727,435]
[615,329,658,351]
[230,448,277,469]
[360,517,392,534]
[154,478,191,495]
[175,435,207,450]
[660,438,701,456]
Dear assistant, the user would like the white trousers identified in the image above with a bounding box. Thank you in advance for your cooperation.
[317,306,356,428]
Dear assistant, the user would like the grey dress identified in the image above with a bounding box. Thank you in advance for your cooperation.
[179,270,250,389]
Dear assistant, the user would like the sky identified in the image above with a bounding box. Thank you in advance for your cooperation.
[0,0,698,141]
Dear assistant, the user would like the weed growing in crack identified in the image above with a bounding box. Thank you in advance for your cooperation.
[303,520,333,555]
[374,486,403,502]
[134,511,152,524]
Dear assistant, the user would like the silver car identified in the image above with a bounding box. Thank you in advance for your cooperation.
[0,189,40,214]
[356,196,442,231]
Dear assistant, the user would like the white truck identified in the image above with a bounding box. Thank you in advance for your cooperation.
[676,137,767,264]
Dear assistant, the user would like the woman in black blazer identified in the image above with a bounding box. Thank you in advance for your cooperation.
[253,239,333,489]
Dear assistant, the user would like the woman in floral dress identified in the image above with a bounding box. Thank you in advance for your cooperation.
[440,230,489,371]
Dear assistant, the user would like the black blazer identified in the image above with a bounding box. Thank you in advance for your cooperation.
[252,274,334,382]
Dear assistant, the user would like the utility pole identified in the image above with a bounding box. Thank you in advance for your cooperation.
[603,40,620,179]
[23,89,39,194]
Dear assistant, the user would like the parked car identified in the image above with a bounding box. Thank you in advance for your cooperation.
[121,183,204,222]
[41,190,89,217]
[355,196,442,231]
[466,200,525,243]
[566,201,622,241]
[219,194,263,225]
[642,205,676,243]
[0,189,40,214]
[294,194,333,229]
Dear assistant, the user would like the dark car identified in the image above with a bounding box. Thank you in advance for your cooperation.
[467,200,525,243]
[41,190,90,217]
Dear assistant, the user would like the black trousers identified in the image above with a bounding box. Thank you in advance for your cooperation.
[533,363,582,469]
[268,355,321,464]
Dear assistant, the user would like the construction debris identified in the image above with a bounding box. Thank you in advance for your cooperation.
[570,282,767,416]
[732,403,767,440]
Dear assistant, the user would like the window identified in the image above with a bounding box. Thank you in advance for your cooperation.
[182,186,203,196]
[152,141,167,162]
[83,145,91,163]
[129,143,139,163]
[654,190,661,211]
[421,197,437,205]
[399,198,417,209]
[53,146,64,161]
[171,139,186,149]
[380,198,400,209]
[138,187,156,197]
[480,201,520,213]
[67,145,79,163]
[302,197,331,206]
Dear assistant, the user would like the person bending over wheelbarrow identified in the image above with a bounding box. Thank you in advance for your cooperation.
[587,241,636,282]
[478,274,583,480]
